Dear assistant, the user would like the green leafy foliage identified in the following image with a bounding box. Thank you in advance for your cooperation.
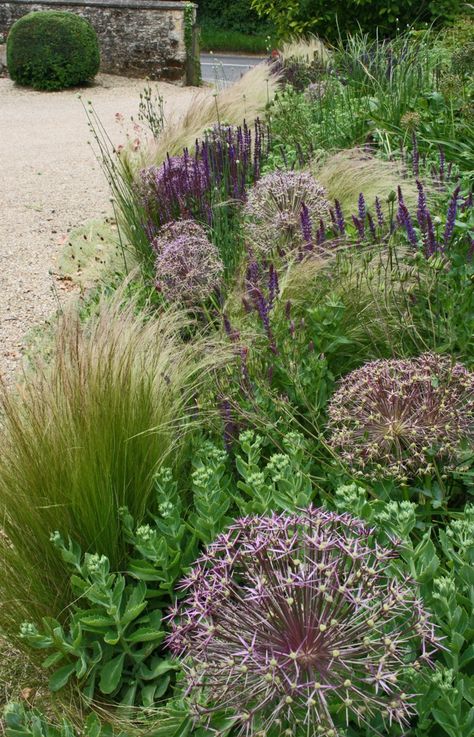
[331,485,474,737]
[7,11,100,91]
[20,529,178,707]
[3,703,120,737]
[251,0,464,40]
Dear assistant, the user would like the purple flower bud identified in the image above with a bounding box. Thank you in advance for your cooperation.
[375,196,384,228]
[358,192,367,223]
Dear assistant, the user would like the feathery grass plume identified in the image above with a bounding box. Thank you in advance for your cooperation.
[244,171,329,255]
[327,353,474,481]
[153,220,224,304]
[168,507,438,736]
[0,289,229,633]
[138,64,280,171]
[312,148,420,216]
[279,35,330,67]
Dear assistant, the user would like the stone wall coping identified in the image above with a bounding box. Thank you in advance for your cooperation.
[0,0,196,10]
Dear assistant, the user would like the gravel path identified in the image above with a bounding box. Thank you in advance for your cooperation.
[0,73,196,384]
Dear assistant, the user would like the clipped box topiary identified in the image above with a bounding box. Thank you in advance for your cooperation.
[6,10,100,91]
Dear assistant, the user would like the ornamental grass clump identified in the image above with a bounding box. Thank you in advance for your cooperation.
[327,353,474,481]
[168,507,438,736]
[244,171,330,255]
[153,220,224,304]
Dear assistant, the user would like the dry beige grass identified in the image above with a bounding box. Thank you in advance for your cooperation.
[312,147,421,214]
[134,63,280,170]
[280,35,330,66]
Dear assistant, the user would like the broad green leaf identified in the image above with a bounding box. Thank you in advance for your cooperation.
[49,662,76,691]
[99,653,126,694]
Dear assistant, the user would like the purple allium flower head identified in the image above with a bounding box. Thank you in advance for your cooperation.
[328,353,474,481]
[443,185,461,246]
[152,220,223,304]
[244,171,330,254]
[168,507,438,736]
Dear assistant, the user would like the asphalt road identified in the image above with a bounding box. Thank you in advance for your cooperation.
[200,53,267,85]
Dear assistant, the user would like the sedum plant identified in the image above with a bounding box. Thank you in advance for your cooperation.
[168,506,439,737]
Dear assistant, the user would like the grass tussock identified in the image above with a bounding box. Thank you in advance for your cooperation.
[312,147,420,214]
[0,291,229,634]
[279,35,330,66]
[139,63,280,169]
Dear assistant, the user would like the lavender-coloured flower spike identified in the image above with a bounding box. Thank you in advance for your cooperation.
[152,220,223,305]
[443,185,461,246]
[168,506,439,737]
[244,171,330,255]
[398,201,418,248]
[300,202,313,251]
[425,212,438,256]
[328,353,474,481]
[334,199,346,235]
[416,180,428,233]
[375,196,384,228]
[352,215,365,240]
[268,264,279,307]
[358,192,367,224]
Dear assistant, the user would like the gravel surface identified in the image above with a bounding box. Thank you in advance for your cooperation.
[0,73,196,385]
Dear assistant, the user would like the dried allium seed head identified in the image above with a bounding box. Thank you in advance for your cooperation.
[168,507,438,736]
[244,171,330,254]
[327,353,474,480]
[152,220,223,304]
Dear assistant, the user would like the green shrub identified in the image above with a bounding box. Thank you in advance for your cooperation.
[7,11,100,91]
[251,0,464,40]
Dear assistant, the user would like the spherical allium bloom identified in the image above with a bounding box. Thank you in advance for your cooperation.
[152,220,223,304]
[327,353,474,481]
[244,171,330,254]
[167,507,438,737]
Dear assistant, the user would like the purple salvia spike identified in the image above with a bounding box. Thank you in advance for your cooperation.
[439,147,445,185]
[268,264,279,307]
[398,202,418,247]
[300,203,313,251]
[416,180,428,232]
[358,192,367,223]
[334,199,346,235]
[425,212,437,256]
[375,196,384,228]
[352,215,365,240]
[443,185,461,246]
[367,212,376,240]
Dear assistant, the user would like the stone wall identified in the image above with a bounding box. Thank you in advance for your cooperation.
[0,0,198,82]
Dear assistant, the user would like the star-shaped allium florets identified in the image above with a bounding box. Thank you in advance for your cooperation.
[167,507,438,737]
[244,171,329,254]
[152,220,223,304]
[327,352,474,481]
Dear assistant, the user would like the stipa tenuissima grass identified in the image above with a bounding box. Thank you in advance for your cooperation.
[168,507,439,737]
[327,352,474,482]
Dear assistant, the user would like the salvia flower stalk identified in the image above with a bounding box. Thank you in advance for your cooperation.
[327,353,474,481]
[168,507,438,737]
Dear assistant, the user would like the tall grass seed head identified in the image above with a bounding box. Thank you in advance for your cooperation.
[168,507,438,736]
